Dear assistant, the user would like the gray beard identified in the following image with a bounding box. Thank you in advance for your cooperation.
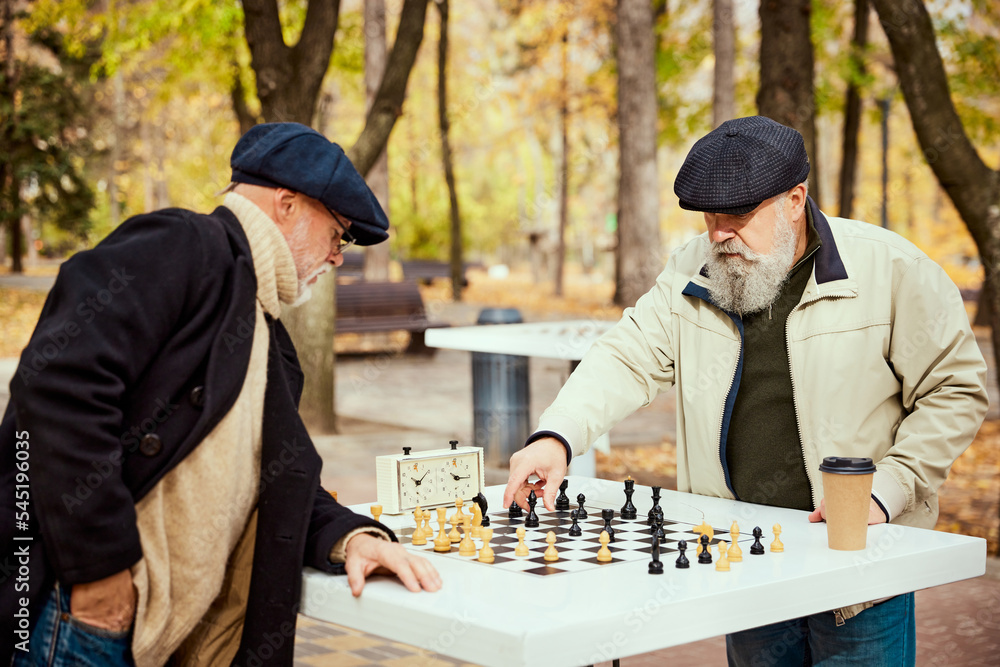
[704,210,798,316]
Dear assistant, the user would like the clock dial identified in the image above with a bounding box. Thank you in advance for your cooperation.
[438,456,477,500]
[399,460,440,508]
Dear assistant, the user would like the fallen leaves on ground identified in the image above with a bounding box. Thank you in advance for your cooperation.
[0,288,46,358]
[423,269,624,321]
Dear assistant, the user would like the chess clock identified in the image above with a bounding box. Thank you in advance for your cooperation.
[375,441,486,514]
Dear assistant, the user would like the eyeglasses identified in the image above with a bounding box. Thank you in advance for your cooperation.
[336,226,356,254]
[328,208,356,255]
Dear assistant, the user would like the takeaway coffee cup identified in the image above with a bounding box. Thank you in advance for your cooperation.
[819,456,877,551]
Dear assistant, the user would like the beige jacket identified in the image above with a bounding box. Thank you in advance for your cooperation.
[538,206,988,532]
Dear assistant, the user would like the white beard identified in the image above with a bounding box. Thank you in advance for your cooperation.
[704,206,798,316]
[285,215,330,308]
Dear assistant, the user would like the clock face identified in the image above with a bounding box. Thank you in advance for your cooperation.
[437,455,477,500]
[399,459,439,508]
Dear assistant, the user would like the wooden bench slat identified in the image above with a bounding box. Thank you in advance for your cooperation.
[335,281,447,354]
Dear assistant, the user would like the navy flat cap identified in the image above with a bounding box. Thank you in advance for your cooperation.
[674,116,810,215]
[230,122,389,245]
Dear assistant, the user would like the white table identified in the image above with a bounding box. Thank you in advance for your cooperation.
[426,319,616,476]
[301,478,987,667]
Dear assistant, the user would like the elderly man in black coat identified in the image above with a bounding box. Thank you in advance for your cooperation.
[0,123,440,666]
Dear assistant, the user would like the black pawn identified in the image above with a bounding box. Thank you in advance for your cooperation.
[508,500,523,519]
[568,509,582,536]
[647,486,662,525]
[675,540,690,569]
[656,519,666,543]
[621,479,637,520]
[601,508,616,543]
[524,490,539,528]
[697,533,713,564]
[750,526,765,555]
[575,493,588,520]
[555,479,570,511]
[648,534,663,575]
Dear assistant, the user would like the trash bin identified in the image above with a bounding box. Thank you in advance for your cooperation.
[472,308,530,468]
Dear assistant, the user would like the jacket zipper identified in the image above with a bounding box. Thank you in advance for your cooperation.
[717,325,742,498]
[786,290,854,507]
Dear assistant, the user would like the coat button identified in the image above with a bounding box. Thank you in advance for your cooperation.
[139,434,162,457]
[190,386,205,407]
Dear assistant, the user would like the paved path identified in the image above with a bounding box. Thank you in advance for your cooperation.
[0,274,55,291]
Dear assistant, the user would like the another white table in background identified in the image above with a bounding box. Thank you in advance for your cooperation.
[426,319,617,477]
[301,478,987,667]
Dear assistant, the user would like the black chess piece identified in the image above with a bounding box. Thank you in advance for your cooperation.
[750,526,765,555]
[601,508,616,543]
[474,492,490,527]
[555,479,570,511]
[621,479,638,520]
[568,509,582,536]
[649,511,662,534]
[647,486,662,525]
[508,500,523,519]
[675,540,690,569]
[697,533,713,564]
[655,519,666,543]
[648,534,663,575]
[575,493,588,520]
[525,490,540,528]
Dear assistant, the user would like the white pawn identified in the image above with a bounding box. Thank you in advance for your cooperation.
[478,528,495,563]
[411,506,426,546]
[515,526,529,557]
[543,531,559,562]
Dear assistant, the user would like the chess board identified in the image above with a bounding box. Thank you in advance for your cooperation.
[396,506,752,576]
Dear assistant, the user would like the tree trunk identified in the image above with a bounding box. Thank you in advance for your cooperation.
[240,0,430,433]
[838,0,868,219]
[348,0,430,176]
[363,0,391,283]
[240,0,340,124]
[614,0,661,307]
[231,63,259,135]
[2,0,22,273]
[975,280,992,328]
[712,0,736,128]
[757,0,821,205]
[284,279,338,432]
[436,0,464,301]
[870,0,1000,407]
[109,70,124,229]
[878,96,890,229]
[554,25,569,298]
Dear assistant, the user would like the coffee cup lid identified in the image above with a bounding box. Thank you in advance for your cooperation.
[818,456,876,474]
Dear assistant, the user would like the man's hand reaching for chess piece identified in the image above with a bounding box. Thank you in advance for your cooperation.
[503,437,569,512]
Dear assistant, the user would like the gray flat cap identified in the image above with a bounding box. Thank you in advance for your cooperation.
[674,116,810,215]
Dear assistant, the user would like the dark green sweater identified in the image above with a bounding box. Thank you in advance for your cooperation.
[725,214,821,511]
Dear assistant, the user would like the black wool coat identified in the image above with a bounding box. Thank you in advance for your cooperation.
[0,206,390,665]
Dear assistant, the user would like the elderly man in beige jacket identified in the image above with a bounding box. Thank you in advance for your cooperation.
[503,117,987,666]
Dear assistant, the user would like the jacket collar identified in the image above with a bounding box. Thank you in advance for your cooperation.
[808,196,848,284]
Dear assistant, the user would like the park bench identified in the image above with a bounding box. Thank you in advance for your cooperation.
[335,281,447,355]
[400,259,483,286]
[336,252,365,282]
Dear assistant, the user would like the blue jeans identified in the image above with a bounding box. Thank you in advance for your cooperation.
[726,593,915,666]
[12,582,134,667]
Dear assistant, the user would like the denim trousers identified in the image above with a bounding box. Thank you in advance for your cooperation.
[11,582,134,667]
[726,593,916,666]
